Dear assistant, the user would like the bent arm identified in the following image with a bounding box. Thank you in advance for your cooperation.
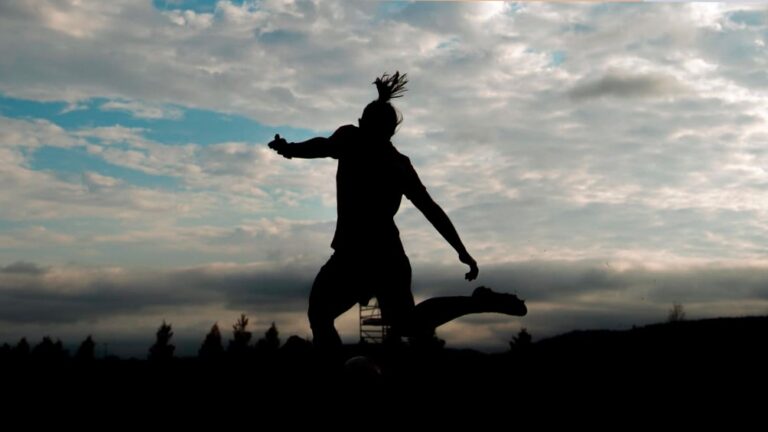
[268,134,339,159]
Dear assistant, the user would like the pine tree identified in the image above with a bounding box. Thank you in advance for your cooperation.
[32,336,68,361]
[75,335,96,362]
[13,337,30,360]
[257,322,281,351]
[149,321,175,362]
[228,314,252,357]
[510,328,533,351]
[668,303,686,322]
[408,332,446,350]
[199,323,224,360]
[0,343,11,360]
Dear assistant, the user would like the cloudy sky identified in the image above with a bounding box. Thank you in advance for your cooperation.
[2,0,768,356]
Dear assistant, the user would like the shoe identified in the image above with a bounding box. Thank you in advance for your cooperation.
[472,286,527,316]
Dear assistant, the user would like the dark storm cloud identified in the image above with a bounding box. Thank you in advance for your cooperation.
[569,71,688,101]
[0,262,315,325]
[408,259,768,306]
[2,259,768,352]
[0,261,49,275]
[172,264,316,313]
[413,260,626,301]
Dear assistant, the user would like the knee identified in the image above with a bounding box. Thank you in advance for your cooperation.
[308,304,333,330]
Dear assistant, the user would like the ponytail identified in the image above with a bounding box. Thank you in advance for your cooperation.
[373,71,408,103]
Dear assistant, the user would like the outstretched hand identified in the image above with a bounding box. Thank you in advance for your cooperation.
[460,252,479,281]
[268,134,292,159]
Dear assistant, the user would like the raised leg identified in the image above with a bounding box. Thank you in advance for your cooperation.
[409,286,527,334]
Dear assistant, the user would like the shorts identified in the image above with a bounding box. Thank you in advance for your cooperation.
[308,251,415,331]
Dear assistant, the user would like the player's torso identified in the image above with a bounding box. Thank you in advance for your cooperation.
[332,139,409,252]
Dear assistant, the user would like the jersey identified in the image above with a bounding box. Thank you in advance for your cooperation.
[326,125,428,256]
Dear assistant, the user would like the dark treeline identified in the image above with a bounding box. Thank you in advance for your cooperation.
[2,315,768,401]
[0,314,307,364]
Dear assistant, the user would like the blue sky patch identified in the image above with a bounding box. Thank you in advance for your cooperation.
[375,1,411,18]
[728,10,766,27]
[506,3,523,14]
[550,51,566,67]
[138,107,318,146]
[152,0,249,14]
[31,146,179,190]
[564,23,593,34]
[0,96,81,123]
[0,94,319,146]
[0,95,162,130]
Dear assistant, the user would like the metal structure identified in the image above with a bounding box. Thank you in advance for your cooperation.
[359,297,390,344]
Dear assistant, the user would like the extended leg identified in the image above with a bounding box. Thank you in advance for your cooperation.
[410,286,527,334]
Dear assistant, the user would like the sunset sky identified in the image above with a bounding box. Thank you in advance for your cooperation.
[2,0,768,356]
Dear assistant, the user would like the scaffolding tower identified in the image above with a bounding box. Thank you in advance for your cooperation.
[359,297,390,344]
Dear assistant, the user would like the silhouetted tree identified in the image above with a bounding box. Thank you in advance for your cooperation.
[13,337,30,360]
[228,314,252,357]
[408,332,445,350]
[149,321,175,362]
[75,335,96,362]
[510,328,533,354]
[256,322,281,351]
[199,323,224,360]
[281,335,312,355]
[32,336,69,362]
[512,328,532,347]
[668,303,686,322]
[0,343,11,361]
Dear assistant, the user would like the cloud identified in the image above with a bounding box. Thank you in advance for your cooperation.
[0,117,223,225]
[0,261,49,275]
[75,125,149,144]
[81,171,122,192]
[0,262,302,324]
[0,157,210,221]
[2,4,768,264]
[60,101,89,114]
[0,0,111,39]
[0,227,76,249]
[100,99,184,120]
[163,8,215,29]
[1,259,768,355]
[568,71,689,100]
[88,217,336,264]
[0,114,339,270]
[2,2,768,352]
[0,116,85,149]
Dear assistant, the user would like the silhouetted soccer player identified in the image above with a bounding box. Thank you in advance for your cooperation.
[268,72,526,347]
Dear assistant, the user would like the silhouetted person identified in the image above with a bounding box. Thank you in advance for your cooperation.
[269,72,526,347]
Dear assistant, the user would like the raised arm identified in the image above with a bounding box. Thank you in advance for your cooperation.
[409,189,479,281]
[268,134,339,159]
